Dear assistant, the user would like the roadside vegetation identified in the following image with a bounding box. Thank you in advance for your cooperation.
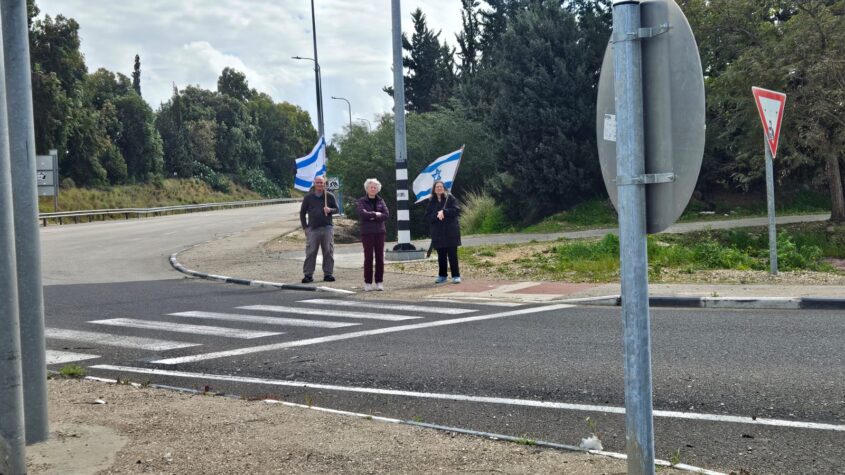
[460,190,832,236]
[457,222,845,283]
[38,179,264,213]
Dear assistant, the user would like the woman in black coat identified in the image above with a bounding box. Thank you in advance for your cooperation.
[425,180,461,284]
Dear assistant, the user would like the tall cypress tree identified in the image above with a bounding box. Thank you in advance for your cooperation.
[132,54,141,96]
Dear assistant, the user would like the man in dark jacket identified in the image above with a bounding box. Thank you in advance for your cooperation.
[300,176,338,283]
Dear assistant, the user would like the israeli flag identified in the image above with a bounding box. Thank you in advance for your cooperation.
[294,136,327,192]
[412,146,464,203]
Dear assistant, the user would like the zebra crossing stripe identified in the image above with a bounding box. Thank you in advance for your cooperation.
[168,311,359,328]
[89,318,282,339]
[238,305,422,321]
[46,328,200,350]
[152,304,573,365]
[46,350,99,365]
[299,299,477,315]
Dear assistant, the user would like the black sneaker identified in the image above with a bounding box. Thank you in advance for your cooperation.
[323,275,336,282]
[302,276,314,284]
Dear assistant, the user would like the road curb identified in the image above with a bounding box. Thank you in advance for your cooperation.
[561,294,845,310]
[168,253,354,295]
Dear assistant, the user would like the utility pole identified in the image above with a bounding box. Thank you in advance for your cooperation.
[386,0,424,260]
[310,0,324,138]
[3,0,49,444]
[0,7,27,471]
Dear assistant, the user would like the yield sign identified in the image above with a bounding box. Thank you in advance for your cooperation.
[752,87,787,158]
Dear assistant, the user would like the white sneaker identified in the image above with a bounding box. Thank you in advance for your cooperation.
[363,283,373,292]
[376,282,384,291]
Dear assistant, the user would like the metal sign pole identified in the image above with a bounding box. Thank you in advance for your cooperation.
[0,7,27,471]
[764,135,778,275]
[612,1,656,473]
[3,0,50,443]
[51,149,59,210]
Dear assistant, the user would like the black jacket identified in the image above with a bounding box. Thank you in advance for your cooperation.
[425,194,461,248]
[300,192,338,229]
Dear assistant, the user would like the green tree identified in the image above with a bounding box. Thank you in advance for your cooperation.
[685,0,845,222]
[487,0,603,222]
[385,8,456,113]
[132,54,141,96]
[217,67,254,101]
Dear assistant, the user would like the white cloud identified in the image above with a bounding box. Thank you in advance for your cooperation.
[35,0,464,139]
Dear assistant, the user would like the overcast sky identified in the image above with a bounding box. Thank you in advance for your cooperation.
[36,1,464,141]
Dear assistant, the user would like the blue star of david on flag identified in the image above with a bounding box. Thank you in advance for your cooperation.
[412,146,464,203]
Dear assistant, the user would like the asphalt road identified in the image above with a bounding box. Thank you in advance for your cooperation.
[39,209,844,474]
[39,202,301,285]
[44,279,845,475]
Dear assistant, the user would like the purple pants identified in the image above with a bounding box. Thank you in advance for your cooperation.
[361,233,385,284]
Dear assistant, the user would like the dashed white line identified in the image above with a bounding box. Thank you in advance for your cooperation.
[89,364,845,433]
[299,299,478,315]
[47,350,99,365]
[152,304,573,365]
[169,311,358,328]
[238,305,422,321]
[46,328,200,350]
[89,318,281,339]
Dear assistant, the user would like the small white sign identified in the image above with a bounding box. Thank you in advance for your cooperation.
[397,190,408,201]
[326,176,340,191]
[603,114,617,142]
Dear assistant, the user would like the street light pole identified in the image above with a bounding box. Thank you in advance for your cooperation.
[331,96,352,129]
[293,56,324,139]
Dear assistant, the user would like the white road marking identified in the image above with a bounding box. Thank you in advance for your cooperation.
[238,305,422,321]
[46,328,200,351]
[153,304,572,365]
[91,364,845,433]
[169,311,358,328]
[429,299,524,307]
[299,299,478,315]
[46,350,99,365]
[89,318,281,339]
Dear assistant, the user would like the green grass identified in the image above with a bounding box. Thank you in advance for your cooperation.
[501,224,838,282]
[59,364,86,378]
[39,178,264,213]
[460,190,516,235]
[522,199,617,233]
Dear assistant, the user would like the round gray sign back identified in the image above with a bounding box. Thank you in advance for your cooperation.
[596,0,705,234]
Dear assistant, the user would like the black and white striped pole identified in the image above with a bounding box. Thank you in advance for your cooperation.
[387,0,424,260]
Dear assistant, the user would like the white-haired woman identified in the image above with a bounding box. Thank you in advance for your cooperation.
[356,178,390,291]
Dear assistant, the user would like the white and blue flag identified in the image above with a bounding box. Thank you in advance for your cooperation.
[412,146,464,203]
[294,136,327,192]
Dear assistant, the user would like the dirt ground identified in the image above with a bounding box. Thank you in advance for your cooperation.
[26,378,693,475]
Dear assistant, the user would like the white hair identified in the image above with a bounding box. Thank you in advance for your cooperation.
[364,178,382,193]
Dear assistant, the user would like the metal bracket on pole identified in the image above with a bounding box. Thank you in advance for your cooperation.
[614,172,675,186]
[612,23,670,43]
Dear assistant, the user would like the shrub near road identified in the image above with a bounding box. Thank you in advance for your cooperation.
[457,223,845,284]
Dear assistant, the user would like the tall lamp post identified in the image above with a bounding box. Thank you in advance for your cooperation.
[292,55,324,138]
[331,96,352,129]
[356,118,371,132]
[292,0,324,138]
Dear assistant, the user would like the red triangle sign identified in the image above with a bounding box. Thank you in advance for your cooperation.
[751,87,787,158]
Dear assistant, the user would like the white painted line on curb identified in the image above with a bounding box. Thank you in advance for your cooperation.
[89,364,845,433]
[89,318,282,339]
[299,299,478,315]
[169,311,359,328]
[238,305,422,321]
[46,328,201,351]
[46,350,99,365]
[152,304,573,365]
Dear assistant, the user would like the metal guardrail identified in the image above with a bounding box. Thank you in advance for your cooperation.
[38,197,298,226]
